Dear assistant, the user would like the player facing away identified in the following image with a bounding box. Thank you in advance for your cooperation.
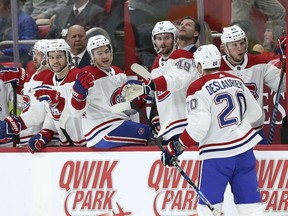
[161,45,265,216]
[68,35,153,148]
[219,25,286,144]
[121,20,199,144]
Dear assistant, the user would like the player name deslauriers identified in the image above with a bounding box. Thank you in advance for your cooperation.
[205,78,245,95]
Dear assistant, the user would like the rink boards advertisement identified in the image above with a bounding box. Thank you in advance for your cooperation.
[0,146,287,216]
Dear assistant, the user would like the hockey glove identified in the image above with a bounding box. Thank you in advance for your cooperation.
[0,116,26,143]
[34,85,62,107]
[0,67,26,85]
[121,79,155,101]
[27,129,54,153]
[161,140,185,167]
[72,71,95,101]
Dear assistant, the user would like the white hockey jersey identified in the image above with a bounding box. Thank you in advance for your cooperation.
[179,72,262,160]
[19,69,50,144]
[38,68,86,146]
[151,49,198,141]
[220,53,285,130]
[69,66,131,147]
[0,81,13,120]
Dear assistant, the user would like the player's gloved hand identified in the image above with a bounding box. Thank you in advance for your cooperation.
[27,129,54,154]
[72,71,95,101]
[161,140,186,167]
[0,116,26,143]
[151,115,160,136]
[121,79,155,101]
[0,67,26,85]
[34,85,62,107]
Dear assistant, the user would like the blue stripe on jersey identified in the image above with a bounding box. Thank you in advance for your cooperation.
[199,130,258,155]
[86,125,111,142]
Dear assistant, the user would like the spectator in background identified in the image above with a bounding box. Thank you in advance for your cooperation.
[46,0,107,39]
[231,0,286,33]
[22,0,69,20]
[196,21,213,46]
[0,0,38,63]
[177,16,200,53]
[263,20,286,54]
[66,25,91,68]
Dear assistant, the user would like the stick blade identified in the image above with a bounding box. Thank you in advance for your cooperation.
[110,101,132,113]
[131,63,151,80]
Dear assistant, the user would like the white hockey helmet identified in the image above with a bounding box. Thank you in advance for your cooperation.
[46,39,70,53]
[221,25,246,44]
[31,39,50,56]
[152,21,178,52]
[46,39,71,66]
[87,35,113,58]
[194,44,221,70]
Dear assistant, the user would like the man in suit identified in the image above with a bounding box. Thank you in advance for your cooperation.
[177,16,200,54]
[66,25,91,68]
[47,0,107,39]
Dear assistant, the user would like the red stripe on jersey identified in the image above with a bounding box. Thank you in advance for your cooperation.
[179,129,197,148]
[186,72,240,96]
[153,76,167,91]
[85,118,123,137]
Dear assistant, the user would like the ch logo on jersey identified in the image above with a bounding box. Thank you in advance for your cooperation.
[50,106,62,121]
[245,83,259,100]
[156,90,171,102]
[110,87,125,105]
[22,95,31,113]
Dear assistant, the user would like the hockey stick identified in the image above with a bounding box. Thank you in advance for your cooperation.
[131,63,152,80]
[268,42,286,144]
[130,63,158,121]
[156,121,219,216]
[111,63,155,114]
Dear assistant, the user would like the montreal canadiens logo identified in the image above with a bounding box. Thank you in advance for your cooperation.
[23,95,31,112]
[110,87,125,105]
[156,90,171,102]
[138,127,145,135]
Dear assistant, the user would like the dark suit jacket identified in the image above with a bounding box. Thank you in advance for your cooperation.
[47,2,107,39]
[189,45,197,54]
[77,50,91,69]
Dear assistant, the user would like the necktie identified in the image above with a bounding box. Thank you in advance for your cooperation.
[73,56,79,67]
[74,8,79,16]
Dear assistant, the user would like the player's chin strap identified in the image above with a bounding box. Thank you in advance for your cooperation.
[156,121,219,216]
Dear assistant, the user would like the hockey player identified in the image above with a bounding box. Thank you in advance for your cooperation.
[19,39,60,146]
[0,79,14,146]
[0,39,86,152]
[121,20,198,144]
[31,39,86,151]
[68,35,153,148]
[219,25,286,143]
[161,44,265,216]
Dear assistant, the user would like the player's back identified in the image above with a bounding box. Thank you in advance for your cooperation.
[186,72,262,159]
